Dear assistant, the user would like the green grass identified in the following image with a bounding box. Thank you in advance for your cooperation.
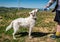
[56,39,60,42]
[0,8,58,42]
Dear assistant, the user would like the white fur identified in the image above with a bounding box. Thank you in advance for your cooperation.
[6,9,38,39]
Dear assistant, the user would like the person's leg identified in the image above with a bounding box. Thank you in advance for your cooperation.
[56,23,60,36]
[50,10,60,38]
[50,23,60,38]
[55,10,60,36]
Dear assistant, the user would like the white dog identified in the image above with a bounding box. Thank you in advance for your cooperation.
[6,9,38,39]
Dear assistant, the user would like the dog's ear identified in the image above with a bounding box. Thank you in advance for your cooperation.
[35,9,38,12]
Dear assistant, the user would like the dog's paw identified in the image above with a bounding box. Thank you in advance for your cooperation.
[13,37,16,40]
[29,36,32,39]
[5,29,7,32]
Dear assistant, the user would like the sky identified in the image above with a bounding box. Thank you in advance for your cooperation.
[0,0,56,8]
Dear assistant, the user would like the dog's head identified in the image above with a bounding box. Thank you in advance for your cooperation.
[29,9,38,20]
[34,9,38,13]
[31,9,38,13]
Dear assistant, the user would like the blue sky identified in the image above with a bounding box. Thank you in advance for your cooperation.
[0,0,55,8]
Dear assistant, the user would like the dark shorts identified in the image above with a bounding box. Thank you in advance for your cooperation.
[54,10,60,23]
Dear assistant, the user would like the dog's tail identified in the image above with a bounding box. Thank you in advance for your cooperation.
[6,21,13,31]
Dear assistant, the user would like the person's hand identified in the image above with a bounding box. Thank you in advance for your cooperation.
[43,8,50,11]
[43,8,47,11]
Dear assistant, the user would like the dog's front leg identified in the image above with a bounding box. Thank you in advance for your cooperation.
[29,25,33,39]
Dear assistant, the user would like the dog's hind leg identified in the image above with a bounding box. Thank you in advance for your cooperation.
[13,30,17,39]
[13,23,19,39]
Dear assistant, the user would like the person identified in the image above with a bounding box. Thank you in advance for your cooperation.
[44,0,60,38]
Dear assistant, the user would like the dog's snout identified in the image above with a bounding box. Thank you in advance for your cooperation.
[34,18,37,20]
[33,18,37,20]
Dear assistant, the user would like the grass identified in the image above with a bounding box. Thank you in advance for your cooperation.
[0,8,58,42]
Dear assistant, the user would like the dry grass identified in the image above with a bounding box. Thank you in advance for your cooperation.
[0,8,60,42]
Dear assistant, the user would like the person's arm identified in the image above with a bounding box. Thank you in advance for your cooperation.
[44,0,56,8]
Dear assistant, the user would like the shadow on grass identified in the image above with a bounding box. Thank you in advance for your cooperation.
[15,32,50,38]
